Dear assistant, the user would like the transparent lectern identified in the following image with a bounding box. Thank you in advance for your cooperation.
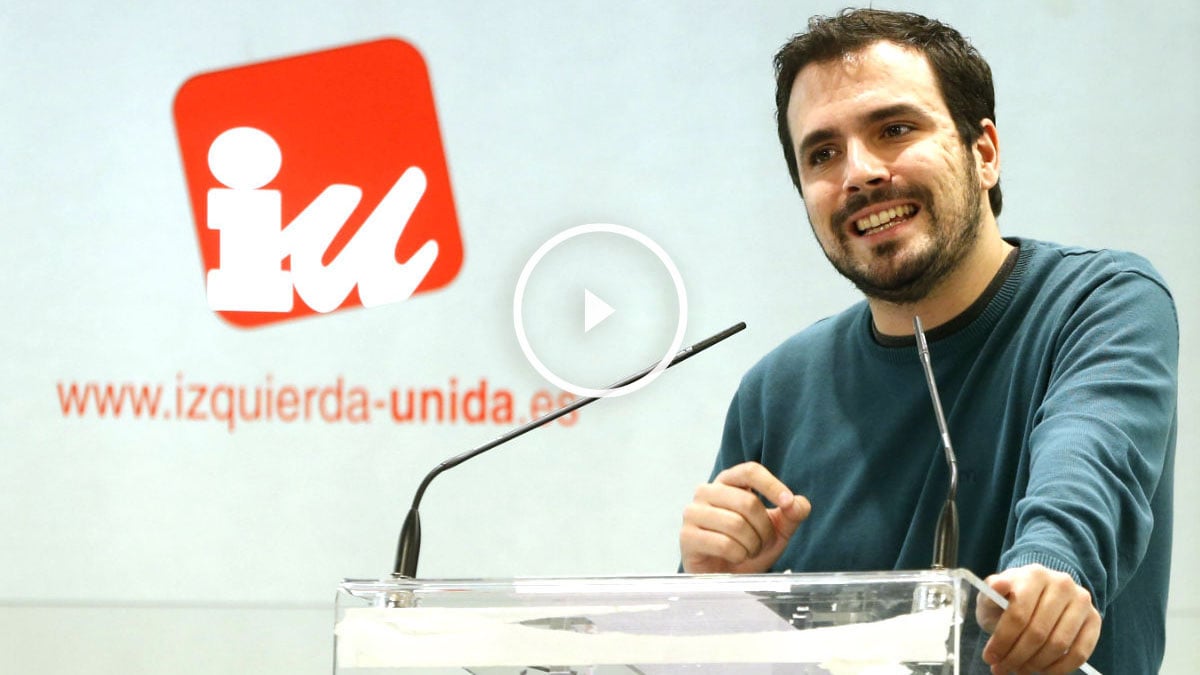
[334,568,1009,674]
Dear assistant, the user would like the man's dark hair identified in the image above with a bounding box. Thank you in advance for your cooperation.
[775,8,1002,216]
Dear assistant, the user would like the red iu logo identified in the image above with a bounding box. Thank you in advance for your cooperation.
[173,38,463,328]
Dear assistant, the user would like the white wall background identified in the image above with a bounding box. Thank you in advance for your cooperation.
[1,0,1195,672]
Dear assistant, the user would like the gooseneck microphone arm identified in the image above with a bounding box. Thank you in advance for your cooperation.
[393,321,748,578]
[913,316,960,570]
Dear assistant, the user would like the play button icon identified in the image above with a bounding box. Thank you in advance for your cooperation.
[513,223,687,398]
[583,289,614,333]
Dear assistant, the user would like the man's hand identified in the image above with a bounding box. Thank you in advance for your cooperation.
[679,462,811,574]
[976,564,1101,675]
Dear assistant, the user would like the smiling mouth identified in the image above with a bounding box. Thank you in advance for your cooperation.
[855,204,918,236]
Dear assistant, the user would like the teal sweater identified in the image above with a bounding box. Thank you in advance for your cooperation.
[715,238,1178,673]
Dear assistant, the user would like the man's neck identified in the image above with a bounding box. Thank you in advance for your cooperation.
[868,222,1013,337]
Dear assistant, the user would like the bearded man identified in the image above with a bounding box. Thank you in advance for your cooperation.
[678,9,1178,675]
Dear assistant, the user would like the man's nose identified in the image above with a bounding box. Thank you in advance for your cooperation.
[842,139,889,193]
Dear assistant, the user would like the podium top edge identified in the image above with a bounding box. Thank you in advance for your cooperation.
[340,568,985,595]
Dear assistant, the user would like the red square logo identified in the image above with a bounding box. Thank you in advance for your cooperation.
[174,38,463,328]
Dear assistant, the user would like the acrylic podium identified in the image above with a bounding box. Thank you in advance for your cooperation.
[334,568,1008,674]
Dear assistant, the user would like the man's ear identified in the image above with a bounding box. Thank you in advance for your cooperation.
[974,118,1000,190]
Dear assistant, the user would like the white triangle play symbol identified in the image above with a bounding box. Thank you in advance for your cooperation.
[583,288,615,333]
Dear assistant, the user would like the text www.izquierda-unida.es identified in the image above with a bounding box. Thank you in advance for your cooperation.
[56,375,579,432]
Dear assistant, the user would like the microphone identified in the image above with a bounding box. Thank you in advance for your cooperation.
[393,321,748,578]
[913,316,959,569]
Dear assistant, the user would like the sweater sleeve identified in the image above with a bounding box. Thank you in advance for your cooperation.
[1000,267,1179,613]
[711,376,765,479]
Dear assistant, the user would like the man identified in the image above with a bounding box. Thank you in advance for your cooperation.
[679,9,1177,675]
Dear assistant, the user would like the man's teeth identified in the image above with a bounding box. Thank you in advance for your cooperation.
[855,204,916,233]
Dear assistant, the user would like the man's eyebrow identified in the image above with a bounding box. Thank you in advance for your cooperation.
[797,128,837,158]
[863,102,930,126]
[796,103,933,157]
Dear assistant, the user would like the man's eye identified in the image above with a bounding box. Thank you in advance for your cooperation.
[883,123,913,138]
[808,147,836,166]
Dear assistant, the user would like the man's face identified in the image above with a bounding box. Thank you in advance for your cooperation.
[786,41,988,304]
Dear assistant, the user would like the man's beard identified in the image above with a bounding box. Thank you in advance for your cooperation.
[813,151,984,304]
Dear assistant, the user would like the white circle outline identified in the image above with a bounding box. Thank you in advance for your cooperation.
[513,223,688,398]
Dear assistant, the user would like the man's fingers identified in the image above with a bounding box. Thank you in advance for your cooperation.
[992,577,1070,671]
[1022,593,1090,673]
[981,568,1040,666]
[771,493,812,539]
[680,462,808,574]
[679,521,753,565]
[1041,608,1102,675]
[983,573,1012,599]
[714,462,796,510]
[977,572,1014,634]
[696,481,782,549]
[682,497,768,560]
[981,565,1099,675]
[708,462,797,548]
